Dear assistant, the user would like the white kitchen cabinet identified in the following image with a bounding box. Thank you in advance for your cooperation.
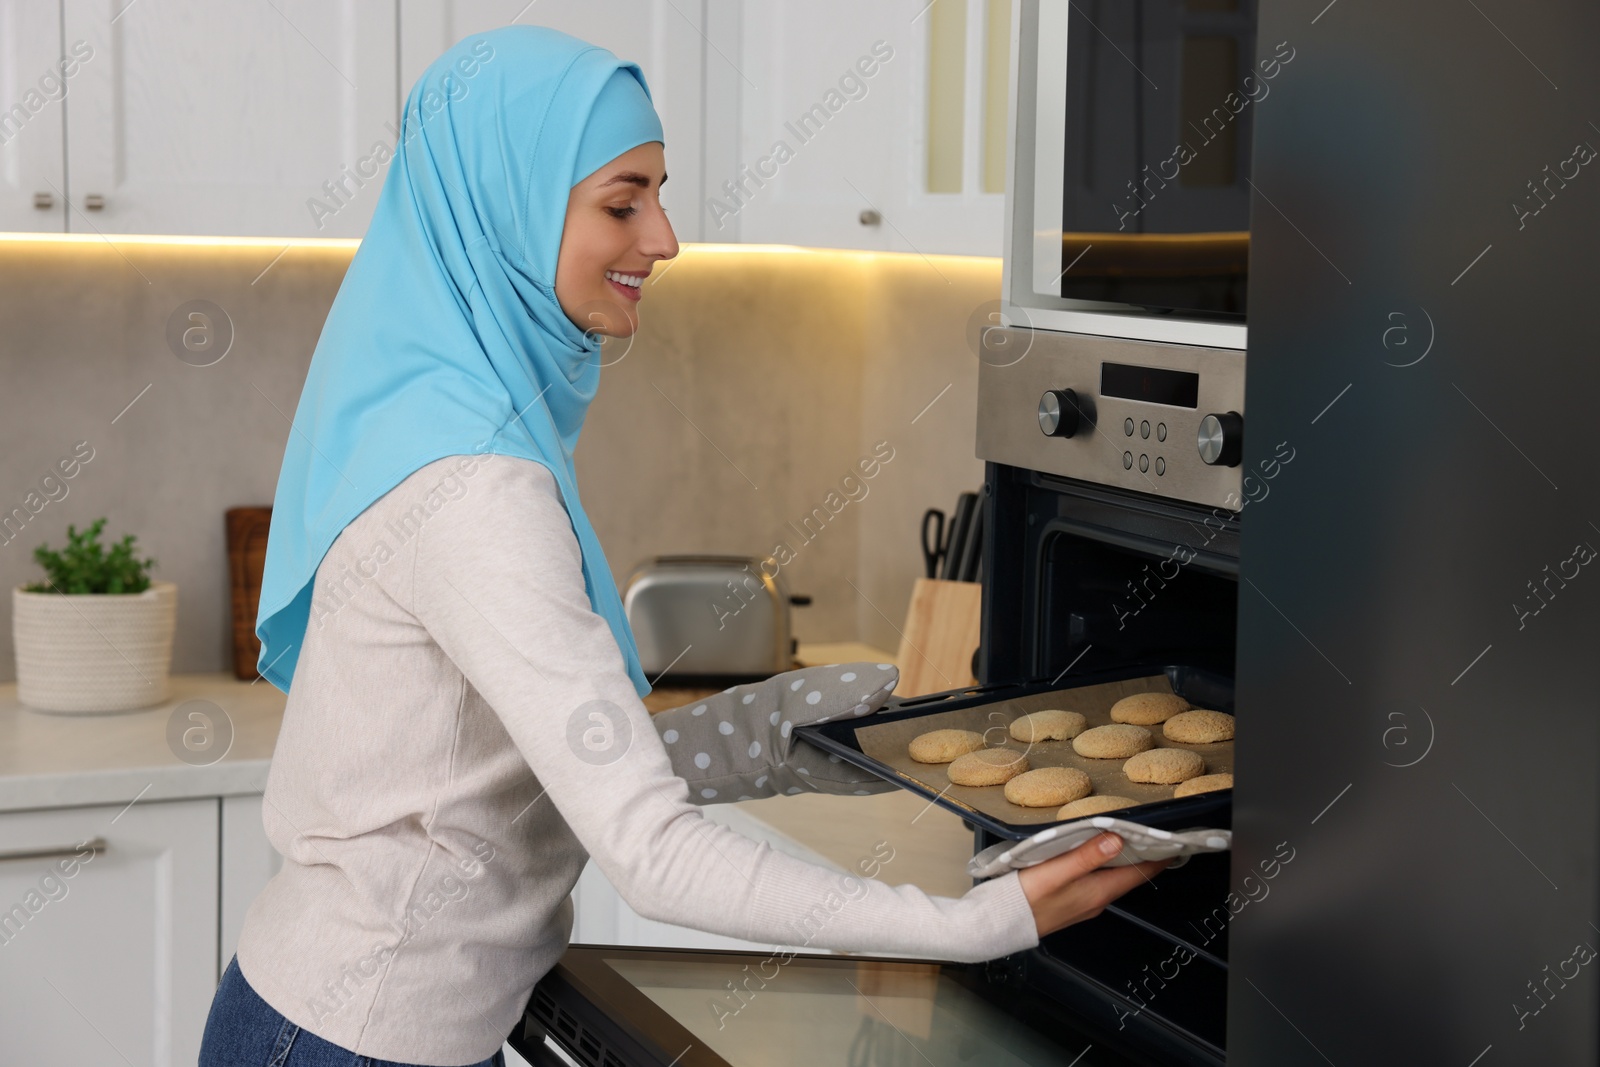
[60,0,398,237]
[0,797,219,1067]
[0,0,70,231]
[727,0,1008,255]
[6,0,1003,250]
[399,0,717,241]
[219,793,281,974]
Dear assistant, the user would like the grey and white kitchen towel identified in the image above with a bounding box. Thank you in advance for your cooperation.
[968,818,1232,878]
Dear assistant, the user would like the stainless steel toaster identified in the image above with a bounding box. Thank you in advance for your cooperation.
[622,555,801,682]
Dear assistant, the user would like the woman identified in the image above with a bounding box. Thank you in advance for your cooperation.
[199,26,1169,1067]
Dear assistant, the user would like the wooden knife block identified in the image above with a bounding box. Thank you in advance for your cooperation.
[893,578,983,698]
[225,507,273,680]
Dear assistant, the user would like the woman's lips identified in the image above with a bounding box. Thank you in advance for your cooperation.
[607,276,643,302]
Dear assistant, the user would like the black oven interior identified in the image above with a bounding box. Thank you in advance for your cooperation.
[1037,530,1238,681]
[977,460,1240,1065]
[982,462,1240,688]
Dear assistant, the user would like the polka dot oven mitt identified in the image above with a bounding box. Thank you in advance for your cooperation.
[652,661,900,802]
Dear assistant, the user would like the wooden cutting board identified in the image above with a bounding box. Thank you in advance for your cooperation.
[893,577,983,697]
[226,507,272,680]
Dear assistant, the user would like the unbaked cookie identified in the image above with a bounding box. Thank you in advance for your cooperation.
[1008,709,1087,743]
[1072,724,1155,759]
[1003,766,1092,807]
[1123,748,1205,785]
[908,729,986,764]
[1174,773,1234,797]
[947,747,1030,786]
[1164,710,1235,744]
[1109,692,1190,726]
[1057,795,1137,819]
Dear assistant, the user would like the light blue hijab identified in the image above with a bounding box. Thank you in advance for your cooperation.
[255,27,663,697]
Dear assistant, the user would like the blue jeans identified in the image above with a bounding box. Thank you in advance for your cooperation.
[200,956,507,1067]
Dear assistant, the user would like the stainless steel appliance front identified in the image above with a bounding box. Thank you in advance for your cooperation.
[622,555,792,679]
[976,327,1246,511]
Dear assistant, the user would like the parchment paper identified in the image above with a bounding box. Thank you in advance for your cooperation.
[852,674,1234,829]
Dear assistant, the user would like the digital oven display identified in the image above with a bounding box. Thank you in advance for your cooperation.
[1101,362,1201,408]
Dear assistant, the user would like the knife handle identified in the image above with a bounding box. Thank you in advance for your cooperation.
[957,496,985,581]
[941,492,978,580]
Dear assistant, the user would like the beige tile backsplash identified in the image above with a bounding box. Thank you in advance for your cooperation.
[0,238,997,682]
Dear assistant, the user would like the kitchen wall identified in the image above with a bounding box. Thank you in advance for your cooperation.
[0,237,997,682]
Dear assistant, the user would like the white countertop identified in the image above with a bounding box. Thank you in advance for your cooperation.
[0,672,285,814]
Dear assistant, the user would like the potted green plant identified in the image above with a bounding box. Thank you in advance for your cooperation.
[13,518,176,713]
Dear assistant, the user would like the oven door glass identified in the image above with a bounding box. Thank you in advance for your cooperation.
[1041,0,1263,319]
[611,956,1066,1066]
[553,949,1143,1067]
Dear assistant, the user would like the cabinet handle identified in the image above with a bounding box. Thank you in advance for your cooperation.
[84,194,105,211]
[0,837,107,864]
[858,209,882,226]
[33,192,54,210]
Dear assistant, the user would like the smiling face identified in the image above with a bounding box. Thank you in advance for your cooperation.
[554,141,678,338]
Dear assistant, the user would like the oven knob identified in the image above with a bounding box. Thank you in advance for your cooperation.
[1038,389,1087,438]
[1197,411,1243,467]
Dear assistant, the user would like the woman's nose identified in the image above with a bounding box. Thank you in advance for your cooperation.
[643,204,679,262]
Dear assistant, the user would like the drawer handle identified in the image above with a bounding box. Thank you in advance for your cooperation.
[0,837,107,864]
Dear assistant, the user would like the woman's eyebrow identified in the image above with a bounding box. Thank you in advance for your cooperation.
[600,171,667,188]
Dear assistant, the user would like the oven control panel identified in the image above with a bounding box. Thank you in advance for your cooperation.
[976,326,1245,510]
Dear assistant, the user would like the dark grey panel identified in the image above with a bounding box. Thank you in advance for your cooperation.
[1230,0,1600,1062]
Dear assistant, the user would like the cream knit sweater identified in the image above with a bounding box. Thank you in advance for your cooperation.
[234,452,1038,1065]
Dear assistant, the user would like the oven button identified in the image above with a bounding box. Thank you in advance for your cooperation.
[1155,457,1166,475]
[1140,420,1150,439]
[1138,454,1149,473]
[1038,389,1087,438]
[1122,451,1133,469]
[1157,422,1167,442]
[1124,418,1135,436]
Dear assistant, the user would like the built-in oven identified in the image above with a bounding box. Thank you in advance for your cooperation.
[969,4,1261,1045]
[965,323,1247,1065]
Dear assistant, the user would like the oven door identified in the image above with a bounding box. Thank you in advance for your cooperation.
[1007,0,1261,348]
[513,945,1162,1067]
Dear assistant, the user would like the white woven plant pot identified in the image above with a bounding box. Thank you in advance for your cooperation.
[12,580,177,713]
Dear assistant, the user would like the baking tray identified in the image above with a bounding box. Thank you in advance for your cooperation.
[798,664,1233,842]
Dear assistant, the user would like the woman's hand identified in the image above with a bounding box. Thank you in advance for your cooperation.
[1016,832,1173,937]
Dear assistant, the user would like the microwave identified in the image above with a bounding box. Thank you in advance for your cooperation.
[1004,0,1279,351]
